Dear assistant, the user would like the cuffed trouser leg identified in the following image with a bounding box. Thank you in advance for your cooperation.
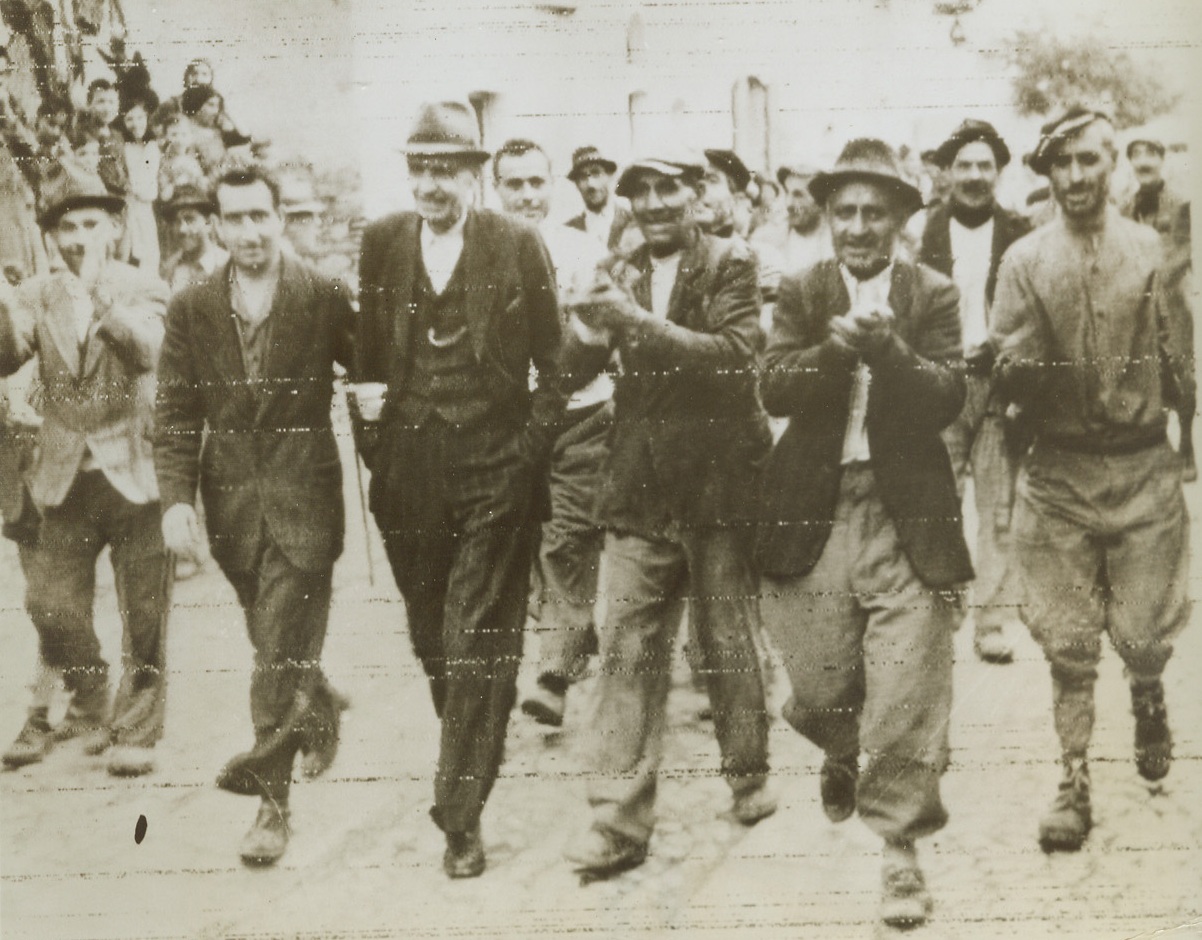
[1013,443,1191,758]
[761,465,955,844]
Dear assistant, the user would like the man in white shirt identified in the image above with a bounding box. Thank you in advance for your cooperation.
[491,138,612,727]
[920,119,1031,664]
[757,139,970,929]
[564,145,633,251]
[352,103,564,880]
[751,163,834,280]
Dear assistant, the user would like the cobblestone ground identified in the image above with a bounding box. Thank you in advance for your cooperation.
[2,409,1200,939]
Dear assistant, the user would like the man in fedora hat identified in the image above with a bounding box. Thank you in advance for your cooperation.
[565,145,633,251]
[351,101,565,879]
[159,182,227,295]
[156,164,354,867]
[751,162,833,279]
[991,109,1193,854]
[560,149,776,879]
[920,119,1031,664]
[757,138,971,929]
[0,159,173,778]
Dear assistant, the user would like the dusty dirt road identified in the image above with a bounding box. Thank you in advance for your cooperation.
[2,417,1199,939]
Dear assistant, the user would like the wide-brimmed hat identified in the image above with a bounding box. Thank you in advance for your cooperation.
[1029,106,1112,176]
[808,139,924,217]
[703,149,751,193]
[776,162,821,188]
[400,101,490,164]
[158,182,216,219]
[37,158,125,229]
[932,118,1011,170]
[567,145,618,182]
[615,150,705,199]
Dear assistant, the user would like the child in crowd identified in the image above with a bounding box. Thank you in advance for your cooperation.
[120,97,161,271]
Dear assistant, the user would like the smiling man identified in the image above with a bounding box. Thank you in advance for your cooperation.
[352,103,564,879]
[561,149,776,879]
[156,165,354,867]
[757,139,971,929]
[565,145,633,250]
[0,160,172,779]
[991,109,1194,855]
[920,119,1031,664]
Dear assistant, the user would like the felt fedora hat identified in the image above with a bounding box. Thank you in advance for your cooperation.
[400,100,490,164]
[37,157,125,229]
[567,145,618,181]
[932,118,1011,170]
[808,139,924,217]
[158,182,216,219]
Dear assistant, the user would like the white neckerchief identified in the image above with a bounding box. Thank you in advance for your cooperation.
[420,210,467,295]
[838,262,893,465]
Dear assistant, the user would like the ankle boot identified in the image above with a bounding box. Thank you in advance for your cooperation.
[1132,680,1172,782]
[1038,757,1091,852]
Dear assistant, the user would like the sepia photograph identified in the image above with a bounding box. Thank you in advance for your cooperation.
[0,0,1198,937]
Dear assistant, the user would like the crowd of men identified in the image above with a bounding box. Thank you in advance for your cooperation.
[0,73,1193,930]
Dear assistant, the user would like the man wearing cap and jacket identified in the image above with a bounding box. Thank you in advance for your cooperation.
[565,146,634,251]
[561,149,776,879]
[0,159,173,778]
[920,119,1031,664]
[1121,134,1194,479]
[159,183,228,295]
[351,101,564,879]
[757,139,971,929]
[990,108,1193,854]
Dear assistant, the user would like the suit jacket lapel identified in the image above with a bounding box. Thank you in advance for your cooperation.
[259,256,311,382]
[886,261,916,347]
[42,276,83,376]
[666,230,705,326]
[458,211,495,360]
[923,205,953,278]
[206,263,248,384]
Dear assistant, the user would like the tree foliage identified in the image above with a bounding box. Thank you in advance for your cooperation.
[1001,29,1180,129]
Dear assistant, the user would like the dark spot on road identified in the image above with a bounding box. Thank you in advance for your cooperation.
[135,814,148,845]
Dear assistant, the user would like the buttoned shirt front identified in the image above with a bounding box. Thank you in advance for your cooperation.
[839,262,893,464]
[649,250,683,320]
[948,216,993,355]
[420,211,467,295]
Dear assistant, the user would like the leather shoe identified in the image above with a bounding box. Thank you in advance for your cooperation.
[730,784,777,825]
[300,684,346,779]
[819,752,859,823]
[564,827,647,877]
[443,826,485,879]
[239,801,290,866]
[107,745,156,777]
[3,711,54,769]
[880,842,933,928]
[521,682,566,728]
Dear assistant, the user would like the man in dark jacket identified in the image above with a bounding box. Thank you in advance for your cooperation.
[351,102,564,879]
[564,145,634,250]
[561,149,776,879]
[920,119,1031,663]
[757,139,971,929]
[156,165,354,867]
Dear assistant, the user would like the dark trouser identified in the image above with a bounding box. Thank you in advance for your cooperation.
[25,471,171,747]
[587,527,769,845]
[942,373,1020,635]
[761,465,956,844]
[219,536,334,802]
[533,403,610,685]
[372,417,537,835]
[1012,441,1190,759]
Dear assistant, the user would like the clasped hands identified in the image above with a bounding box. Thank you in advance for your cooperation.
[828,303,895,358]
[564,273,643,346]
